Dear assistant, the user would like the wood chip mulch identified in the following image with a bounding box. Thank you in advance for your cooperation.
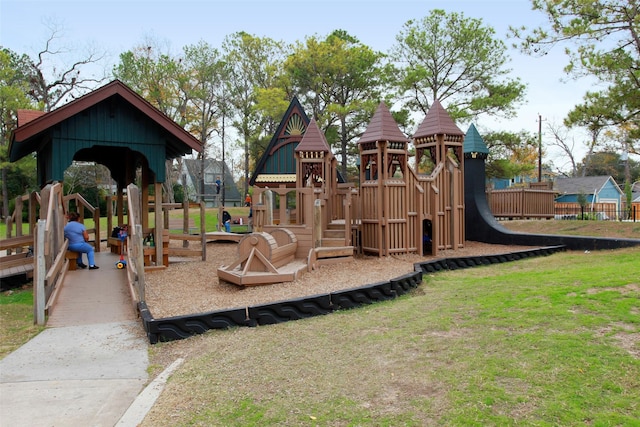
[142,240,537,319]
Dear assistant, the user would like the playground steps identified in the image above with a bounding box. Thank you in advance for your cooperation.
[320,237,346,247]
[311,246,354,268]
[323,229,344,238]
[310,221,354,266]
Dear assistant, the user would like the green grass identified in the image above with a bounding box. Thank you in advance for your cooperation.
[0,206,252,238]
[0,288,44,359]
[141,247,640,426]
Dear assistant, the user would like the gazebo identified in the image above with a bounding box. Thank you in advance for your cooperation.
[9,79,203,265]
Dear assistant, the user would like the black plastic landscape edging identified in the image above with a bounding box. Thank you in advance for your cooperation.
[139,245,567,344]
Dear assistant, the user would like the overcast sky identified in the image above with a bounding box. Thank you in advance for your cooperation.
[1,0,612,170]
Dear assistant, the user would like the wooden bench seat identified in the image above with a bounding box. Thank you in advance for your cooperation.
[168,218,197,233]
[65,250,81,270]
[108,236,127,254]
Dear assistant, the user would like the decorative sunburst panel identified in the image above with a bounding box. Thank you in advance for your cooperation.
[285,114,305,136]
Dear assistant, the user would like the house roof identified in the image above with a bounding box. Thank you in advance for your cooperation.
[17,109,45,126]
[463,123,489,154]
[183,159,242,201]
[250,97,310,186]
[413,99,464,139]
[554,175,622,195]
[295,118,330,152]
[358,102,408,144]
[10,79,202,162]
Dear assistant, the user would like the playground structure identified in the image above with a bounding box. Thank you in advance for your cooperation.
[217,100,466,285]
[5,79,640,339]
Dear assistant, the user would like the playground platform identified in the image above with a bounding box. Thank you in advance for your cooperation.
[205,231,245,243]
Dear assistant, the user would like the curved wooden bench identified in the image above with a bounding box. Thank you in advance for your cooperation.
[218,228,304,286]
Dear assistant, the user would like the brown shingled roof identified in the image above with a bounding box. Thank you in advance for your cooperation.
[413,99,464,139]
[17,109,45,126]
[294,118,330,152]
[358,102,408,144]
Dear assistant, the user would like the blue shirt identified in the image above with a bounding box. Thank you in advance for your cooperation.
[64,221,86,245]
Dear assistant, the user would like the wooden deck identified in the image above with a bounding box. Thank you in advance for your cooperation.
[47,252,138,327]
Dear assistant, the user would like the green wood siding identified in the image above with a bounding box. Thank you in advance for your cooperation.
[263,140,297,174]
[46,100,168,182]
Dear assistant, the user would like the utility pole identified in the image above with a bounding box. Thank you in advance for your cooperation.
[537,114,543,182]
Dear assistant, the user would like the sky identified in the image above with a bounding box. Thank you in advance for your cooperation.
[0,0,608,171]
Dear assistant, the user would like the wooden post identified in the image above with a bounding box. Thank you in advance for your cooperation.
[154,182,163,266]
[314,198,322,248]
[264,189,273,225]
[200,201,206,261]
[34,220,46,325]
[117,186,125,227]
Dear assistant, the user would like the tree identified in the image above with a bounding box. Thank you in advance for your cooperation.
[481,130,538,181]
[578,151,639,183]
[0,48,38,220]
[286,30,388,177]
[389,9,526,121]
[2,21,108,217]
[511,0,640,152]
[545,120,580,177]
[181,41,229,203]
[222,32,288,195]
[564,95,613,176]
[114,39,191,202]
[25,20,108,112]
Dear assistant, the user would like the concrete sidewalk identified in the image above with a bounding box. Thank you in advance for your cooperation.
[0,252,153,427]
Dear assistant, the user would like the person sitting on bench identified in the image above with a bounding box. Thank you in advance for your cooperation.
[64,211,99,270]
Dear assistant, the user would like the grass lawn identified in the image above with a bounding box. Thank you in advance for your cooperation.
[140,247,640,426]
[0,289,44,358]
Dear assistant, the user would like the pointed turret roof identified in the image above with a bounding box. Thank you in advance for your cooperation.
[358,102,408,144]
[413,99,464,139]
[295,118,330,152]
[463,123,489,154]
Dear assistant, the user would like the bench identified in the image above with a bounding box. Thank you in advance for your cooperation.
[65,250,81,270]
[108,237,128,254]
[168,218,197,233]
[268,228,297,267]
[236,229,297,269]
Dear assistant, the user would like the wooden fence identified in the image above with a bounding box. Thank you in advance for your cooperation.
[487,187,556,219]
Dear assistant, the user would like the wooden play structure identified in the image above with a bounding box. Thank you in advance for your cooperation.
[218,99,466,286]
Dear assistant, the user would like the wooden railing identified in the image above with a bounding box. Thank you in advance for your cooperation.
[124,183,146,304]
[1,192,38,280]
[33,183,69,324]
